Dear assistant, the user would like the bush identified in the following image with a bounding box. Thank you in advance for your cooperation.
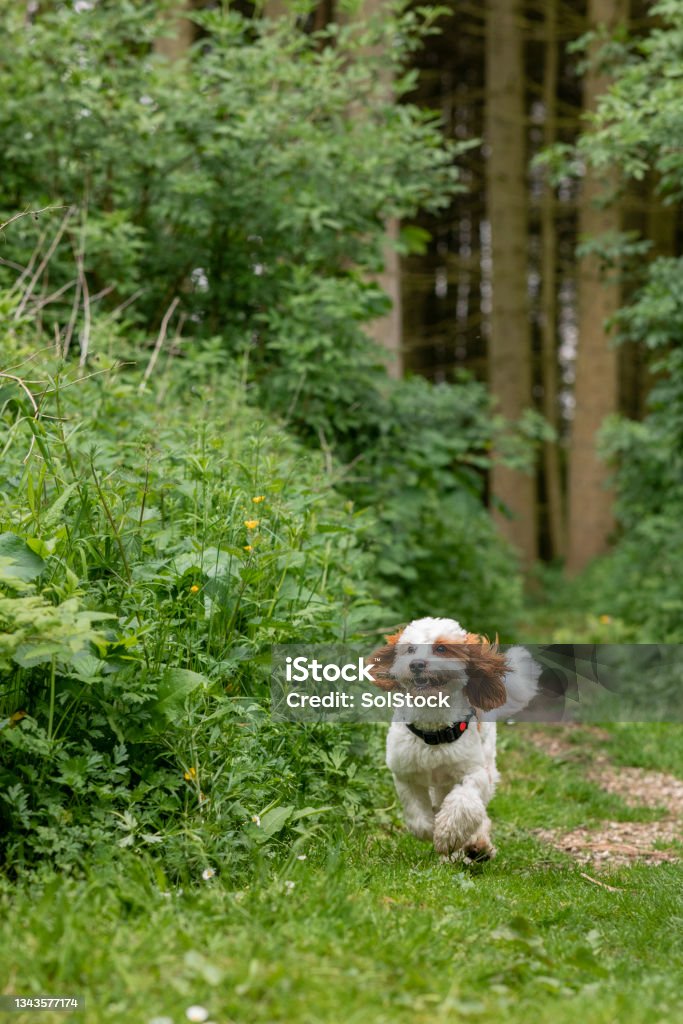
[0,0,525,635]
[0,2,462,401]
[0,307,385,875]
[342,374,524,636]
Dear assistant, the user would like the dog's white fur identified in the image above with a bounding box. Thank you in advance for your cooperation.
[372,617,541,859]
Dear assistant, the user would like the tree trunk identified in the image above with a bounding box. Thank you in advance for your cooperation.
[485,0,537,566]
[154,2,197,61]
[367,217,403,379]
[339,0,403,378]
[540,0,566,560]
[566,0,628,575]
[263,1,289,18]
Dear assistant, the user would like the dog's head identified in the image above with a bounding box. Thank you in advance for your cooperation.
[369,616,508,712]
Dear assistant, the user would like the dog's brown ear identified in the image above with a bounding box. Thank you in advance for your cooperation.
[463,643,508,711]
[367,644,398,690]
[367,626,405,691]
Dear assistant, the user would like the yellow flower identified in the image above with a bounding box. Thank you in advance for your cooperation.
[189,584,200,594]
[244,519,259,529]
[252,495,265,503]
[243,544,253,552]
[599,614,612,625]
[184,766,197,781]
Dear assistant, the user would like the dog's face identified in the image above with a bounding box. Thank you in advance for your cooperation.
[370,617,508,712]
[391,640,469,694]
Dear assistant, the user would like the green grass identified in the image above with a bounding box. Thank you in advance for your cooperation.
[2,727,681,1024]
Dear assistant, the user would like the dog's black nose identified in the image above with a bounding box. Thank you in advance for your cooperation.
[410,660,427,673]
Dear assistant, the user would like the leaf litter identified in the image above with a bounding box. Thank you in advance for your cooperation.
[524,726,682,868]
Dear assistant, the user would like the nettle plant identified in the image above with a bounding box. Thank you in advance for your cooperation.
[0,329,384,874]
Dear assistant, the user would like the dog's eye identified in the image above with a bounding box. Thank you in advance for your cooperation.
[406,645,416,654]
[435,644,446,653]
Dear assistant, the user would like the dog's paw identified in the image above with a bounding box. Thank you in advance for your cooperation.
[439,849,467,865]
[433,819,473,855]
[464,836,496,862]
[433,795,485,855]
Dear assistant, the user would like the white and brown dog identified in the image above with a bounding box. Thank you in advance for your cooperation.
[370,617,541,860]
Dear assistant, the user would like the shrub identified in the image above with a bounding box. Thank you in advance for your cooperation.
[0,0,525,637]
[341,374,524,636]
[0,311,384,875]
[0,3,462,380]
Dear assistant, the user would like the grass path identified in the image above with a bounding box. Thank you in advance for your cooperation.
[2,726,681,1024]
[529,725,683,868]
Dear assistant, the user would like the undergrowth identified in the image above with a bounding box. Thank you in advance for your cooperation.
[1,323,386,877]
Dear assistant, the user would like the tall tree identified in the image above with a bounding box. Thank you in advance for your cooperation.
[154,1,197,61]
[540,0,566,559]
[566,0,628,574]
[345,0,403,378]
[367,216,403,379]
[619,172,678,421]
[485,0,537,565]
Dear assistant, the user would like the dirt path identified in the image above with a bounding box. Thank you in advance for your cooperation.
[524,726,682,869]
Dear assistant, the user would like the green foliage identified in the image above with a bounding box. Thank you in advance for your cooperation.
[0,321,386,873]
[0,0,524,634]
[345,375,524,635]
[0,1,462,391]
[575,0,683,192]
[550,1,683,640]
[0,307,522,872]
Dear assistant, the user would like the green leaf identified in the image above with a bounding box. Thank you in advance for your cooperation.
[153,668,210,722]
[42,482,79,531]
[291,805,333,820]
[0,532,46,584]
[256,805,294,838]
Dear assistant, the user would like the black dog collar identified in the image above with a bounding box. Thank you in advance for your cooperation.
[406,710,477,746]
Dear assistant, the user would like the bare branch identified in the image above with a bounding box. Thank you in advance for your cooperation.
[90,284,115,304]
[32,278,78,312]
[0,347,52,375]
[0,203,70,236]
[102,287,145,324]
[0,370,42,464]
[10,223,49,295]
[579,872,622,892]
[77,250,91,368]
[62,274,82,359]
[0,256,27,273]
[0,371,39,415]
[14,206,74,319]
[138,297,180,392]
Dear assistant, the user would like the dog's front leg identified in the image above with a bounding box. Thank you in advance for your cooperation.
[393,774,434,842]
[433,767,494,857]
